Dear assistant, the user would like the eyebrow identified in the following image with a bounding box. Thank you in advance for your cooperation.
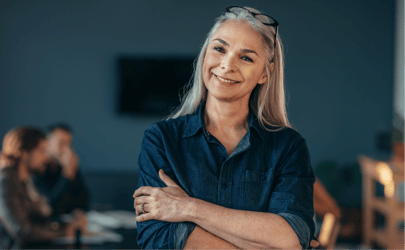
[213,38,259,57]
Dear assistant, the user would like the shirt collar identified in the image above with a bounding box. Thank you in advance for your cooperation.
[182,100,206,139]
[183,100,266,142]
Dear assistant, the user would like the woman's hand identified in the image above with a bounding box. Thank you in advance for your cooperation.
[310,239,320,248]
[133,169,191,223]
[64,209,88,237]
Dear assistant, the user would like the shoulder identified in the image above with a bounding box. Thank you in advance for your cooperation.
[144,114,194,138]
[260,125,306,146]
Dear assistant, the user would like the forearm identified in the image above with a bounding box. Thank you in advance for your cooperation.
[186,198,301,249]
[25,222,66,242]
[184,225,240,249]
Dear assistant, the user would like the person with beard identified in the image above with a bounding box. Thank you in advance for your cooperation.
[0,127,86,249]
[32,123,89,217]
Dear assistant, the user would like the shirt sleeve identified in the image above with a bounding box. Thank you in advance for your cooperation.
[32,173,71,207]
[136,125,191,249]
[278,212,310,249]
[268,136,316,249]
[0,172,28,239]
[174,222,196,249]
[0,170,66,244]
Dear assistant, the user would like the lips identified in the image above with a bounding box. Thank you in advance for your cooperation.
[214,74,240,83]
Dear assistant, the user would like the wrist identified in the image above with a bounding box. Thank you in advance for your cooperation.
[183,197,201,223]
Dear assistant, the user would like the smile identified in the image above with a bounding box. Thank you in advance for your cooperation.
[215,74,239,83]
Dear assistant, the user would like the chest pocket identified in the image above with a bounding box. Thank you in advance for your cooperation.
[240,170,273,211]
[243,170,271,183]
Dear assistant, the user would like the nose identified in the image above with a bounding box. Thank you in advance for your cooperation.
[220,53,236,72]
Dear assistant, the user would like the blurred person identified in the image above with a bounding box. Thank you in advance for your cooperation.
[32,123,89,217]
[133,6,320,250]
[0,126,86,249]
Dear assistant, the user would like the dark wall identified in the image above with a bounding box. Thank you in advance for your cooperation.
[0,0,395,173]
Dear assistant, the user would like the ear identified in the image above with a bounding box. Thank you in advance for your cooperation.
[258,68,268,85]
[270,62,274,71]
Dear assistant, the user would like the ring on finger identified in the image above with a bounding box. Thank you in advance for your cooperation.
[140,203,145,214]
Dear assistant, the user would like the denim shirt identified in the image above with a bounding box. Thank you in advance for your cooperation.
[136,101,316,249]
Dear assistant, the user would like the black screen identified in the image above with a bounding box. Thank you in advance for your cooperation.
[118,57,195,116]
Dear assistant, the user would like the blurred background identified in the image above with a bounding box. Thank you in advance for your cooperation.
[0,0,403,249]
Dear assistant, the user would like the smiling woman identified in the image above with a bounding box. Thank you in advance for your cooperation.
[134,6,319,250]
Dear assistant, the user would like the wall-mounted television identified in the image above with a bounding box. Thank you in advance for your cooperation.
[118,56,196,116]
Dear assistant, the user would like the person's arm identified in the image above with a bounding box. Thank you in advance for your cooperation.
[0,171,30,241]
[269,136,317,249]
[137,125,199,249]
[135,135,318,249]
[181,137,315,249]
[183,198,301,249]
[184,225,239,249]
[0,170,66,244]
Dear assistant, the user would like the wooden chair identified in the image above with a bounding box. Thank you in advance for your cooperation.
[358,155,404,249]
[313,177,342,249]
[317,212,341,249]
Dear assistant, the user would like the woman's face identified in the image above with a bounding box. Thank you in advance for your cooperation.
[202,19,268,103]
[26,139,49,173]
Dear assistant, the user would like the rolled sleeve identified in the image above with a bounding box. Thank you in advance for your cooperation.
[136,125,186,249]
[268,137,316,246]
[278,212,310,249]
[174,222,196,249]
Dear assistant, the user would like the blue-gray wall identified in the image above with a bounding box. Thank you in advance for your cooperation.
[0,0,395,173]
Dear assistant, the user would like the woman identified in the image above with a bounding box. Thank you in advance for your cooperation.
[134,6,319,249]
[0,127,84,249]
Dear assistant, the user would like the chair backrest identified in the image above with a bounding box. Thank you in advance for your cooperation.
[358,155,404,249]
[317,212,341,249]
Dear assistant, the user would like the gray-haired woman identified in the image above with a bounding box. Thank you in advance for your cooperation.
[134,6,320,249]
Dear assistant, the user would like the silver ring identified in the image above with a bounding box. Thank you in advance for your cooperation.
[140,203,145,214]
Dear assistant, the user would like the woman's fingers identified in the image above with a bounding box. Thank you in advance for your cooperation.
[133,186,157,198]
[136,211,155,222]
[135,203,150,216]
[158,169,179,187]
[310,239,320,248]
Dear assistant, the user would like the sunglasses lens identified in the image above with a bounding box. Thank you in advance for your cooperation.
[256,14,277,25]
[227,7,278,27]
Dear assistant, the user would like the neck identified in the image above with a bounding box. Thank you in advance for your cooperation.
[204,96,250,133]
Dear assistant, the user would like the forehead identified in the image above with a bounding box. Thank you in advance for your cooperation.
[211,20,265,51]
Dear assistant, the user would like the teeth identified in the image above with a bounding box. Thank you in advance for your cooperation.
[216,75,238,83]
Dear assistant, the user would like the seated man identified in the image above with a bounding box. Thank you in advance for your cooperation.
[32,123,89,217]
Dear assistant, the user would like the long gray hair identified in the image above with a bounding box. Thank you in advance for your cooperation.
[166,6,292,132]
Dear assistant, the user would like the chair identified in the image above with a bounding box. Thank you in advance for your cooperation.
[313,177,342,249]
[358,155,404,249]
[317,213,341,250]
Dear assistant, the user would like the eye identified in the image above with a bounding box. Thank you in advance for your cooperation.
[241,56,253,62]
[214,46,225,53]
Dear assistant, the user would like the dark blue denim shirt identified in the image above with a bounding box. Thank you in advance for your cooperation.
[136,101,317,249]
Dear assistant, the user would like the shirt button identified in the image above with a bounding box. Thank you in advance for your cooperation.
[221,183,227,189]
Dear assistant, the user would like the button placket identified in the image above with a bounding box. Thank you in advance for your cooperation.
[217,158,233,207]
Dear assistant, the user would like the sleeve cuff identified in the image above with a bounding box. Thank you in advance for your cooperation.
[174,222,196,249]
[278,212,310,249]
